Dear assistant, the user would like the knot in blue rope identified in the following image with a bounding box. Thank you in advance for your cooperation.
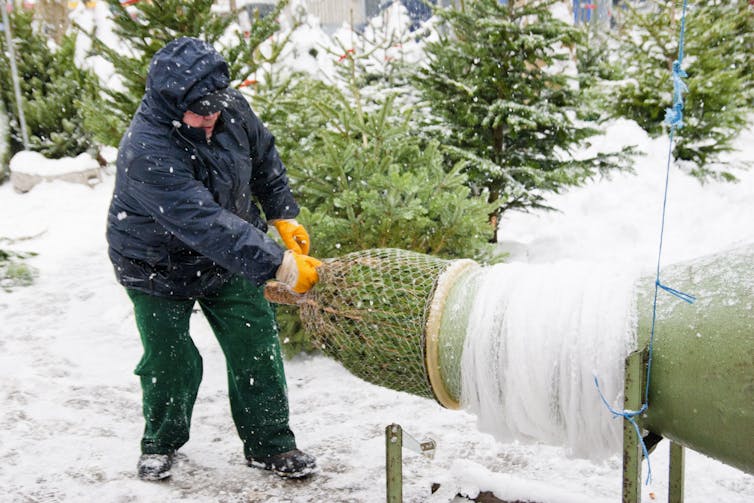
[664,61,688,129]
[656,280,696,304]
[594,376,653,484]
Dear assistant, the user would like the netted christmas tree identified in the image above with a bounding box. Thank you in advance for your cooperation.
[259,76,495,355]
[80,0,292,146]
[0,8,100,159]
[265,247,479,403]
[611,0,754,180]
[414,0,634,237]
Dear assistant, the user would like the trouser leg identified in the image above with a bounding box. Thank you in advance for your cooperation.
[198,276,296,459]
[127,289,203,455]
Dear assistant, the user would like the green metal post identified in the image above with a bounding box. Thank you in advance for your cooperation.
[386,424,403,503]
[0,0,30,149]
[622,350,645,503]
[669,442,685,503]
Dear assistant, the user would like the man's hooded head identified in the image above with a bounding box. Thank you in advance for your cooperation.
[142,37,231,123]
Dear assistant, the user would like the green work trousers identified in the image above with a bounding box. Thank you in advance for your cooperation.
[127,276,296,460]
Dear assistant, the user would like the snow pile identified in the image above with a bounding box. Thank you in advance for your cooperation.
[498,118,754,266]
[10,151,100,176]
[429,458,611,503]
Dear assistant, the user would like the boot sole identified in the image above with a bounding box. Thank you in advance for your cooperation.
[138,470,172,481]
[248,460,317,479]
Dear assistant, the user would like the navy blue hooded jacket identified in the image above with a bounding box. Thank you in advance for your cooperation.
[106,37,298,298]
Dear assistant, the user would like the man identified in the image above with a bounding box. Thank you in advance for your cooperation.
[106,37,320,481]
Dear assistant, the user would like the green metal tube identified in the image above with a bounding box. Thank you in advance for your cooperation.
[632,245,754,474]
[429,245,754,475]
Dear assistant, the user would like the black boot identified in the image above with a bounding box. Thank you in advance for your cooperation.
[248,449,317,479]
[137,453,174,481]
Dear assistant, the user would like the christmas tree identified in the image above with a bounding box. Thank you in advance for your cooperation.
[574,26,622,123]
[612,0,754,180]
[0,8,99,159]
[254,8,495,262]
[415,0,632,238]
[80,0,291,146]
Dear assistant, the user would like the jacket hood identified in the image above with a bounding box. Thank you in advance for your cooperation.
[141,37,230,125]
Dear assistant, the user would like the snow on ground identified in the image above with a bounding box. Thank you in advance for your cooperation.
[1,119,753,503]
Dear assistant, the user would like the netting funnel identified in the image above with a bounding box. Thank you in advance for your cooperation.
[265,248,480,407]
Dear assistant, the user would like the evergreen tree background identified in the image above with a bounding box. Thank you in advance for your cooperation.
[415,0,633,239]
[573,27,622,123]
[736,3,754,107]
[330,4,422,110]
[80,0,291,147]
[611,0,754,180]
[0,9,100,160]
[254,10,495,262]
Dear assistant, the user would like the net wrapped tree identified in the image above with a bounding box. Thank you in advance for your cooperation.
[266,248,480,405]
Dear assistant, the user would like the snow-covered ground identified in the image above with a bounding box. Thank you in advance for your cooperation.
[1,117,752,502]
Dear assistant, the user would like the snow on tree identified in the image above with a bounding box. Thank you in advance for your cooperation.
[611,0,754,181]
[415,0,634,236]
[79,0,291,147]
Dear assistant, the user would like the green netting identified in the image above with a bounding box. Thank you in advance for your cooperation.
[298,248,459,399]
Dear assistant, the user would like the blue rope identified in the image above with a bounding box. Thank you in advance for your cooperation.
[664,0,689,130]
[595,0,694,486]
[664,62,688,128]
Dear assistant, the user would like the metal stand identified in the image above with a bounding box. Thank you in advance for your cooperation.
[0,0,30,149]
[622,350,645,503]
[622,350,686,503]
[385,424,436,503]
[386,424,403,503]
[668,441,685,503]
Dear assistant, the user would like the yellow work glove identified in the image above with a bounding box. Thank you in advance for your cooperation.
[275,250,322,294]
[272,219,310,255]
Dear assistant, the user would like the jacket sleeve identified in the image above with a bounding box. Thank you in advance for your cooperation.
[244,104,300,221]
[125,151,284,286]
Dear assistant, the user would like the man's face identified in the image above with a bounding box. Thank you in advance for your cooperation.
[182,110,221,139]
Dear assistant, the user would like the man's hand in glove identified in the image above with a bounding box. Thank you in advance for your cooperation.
[275,250,322,294]
[272,219,310,255]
